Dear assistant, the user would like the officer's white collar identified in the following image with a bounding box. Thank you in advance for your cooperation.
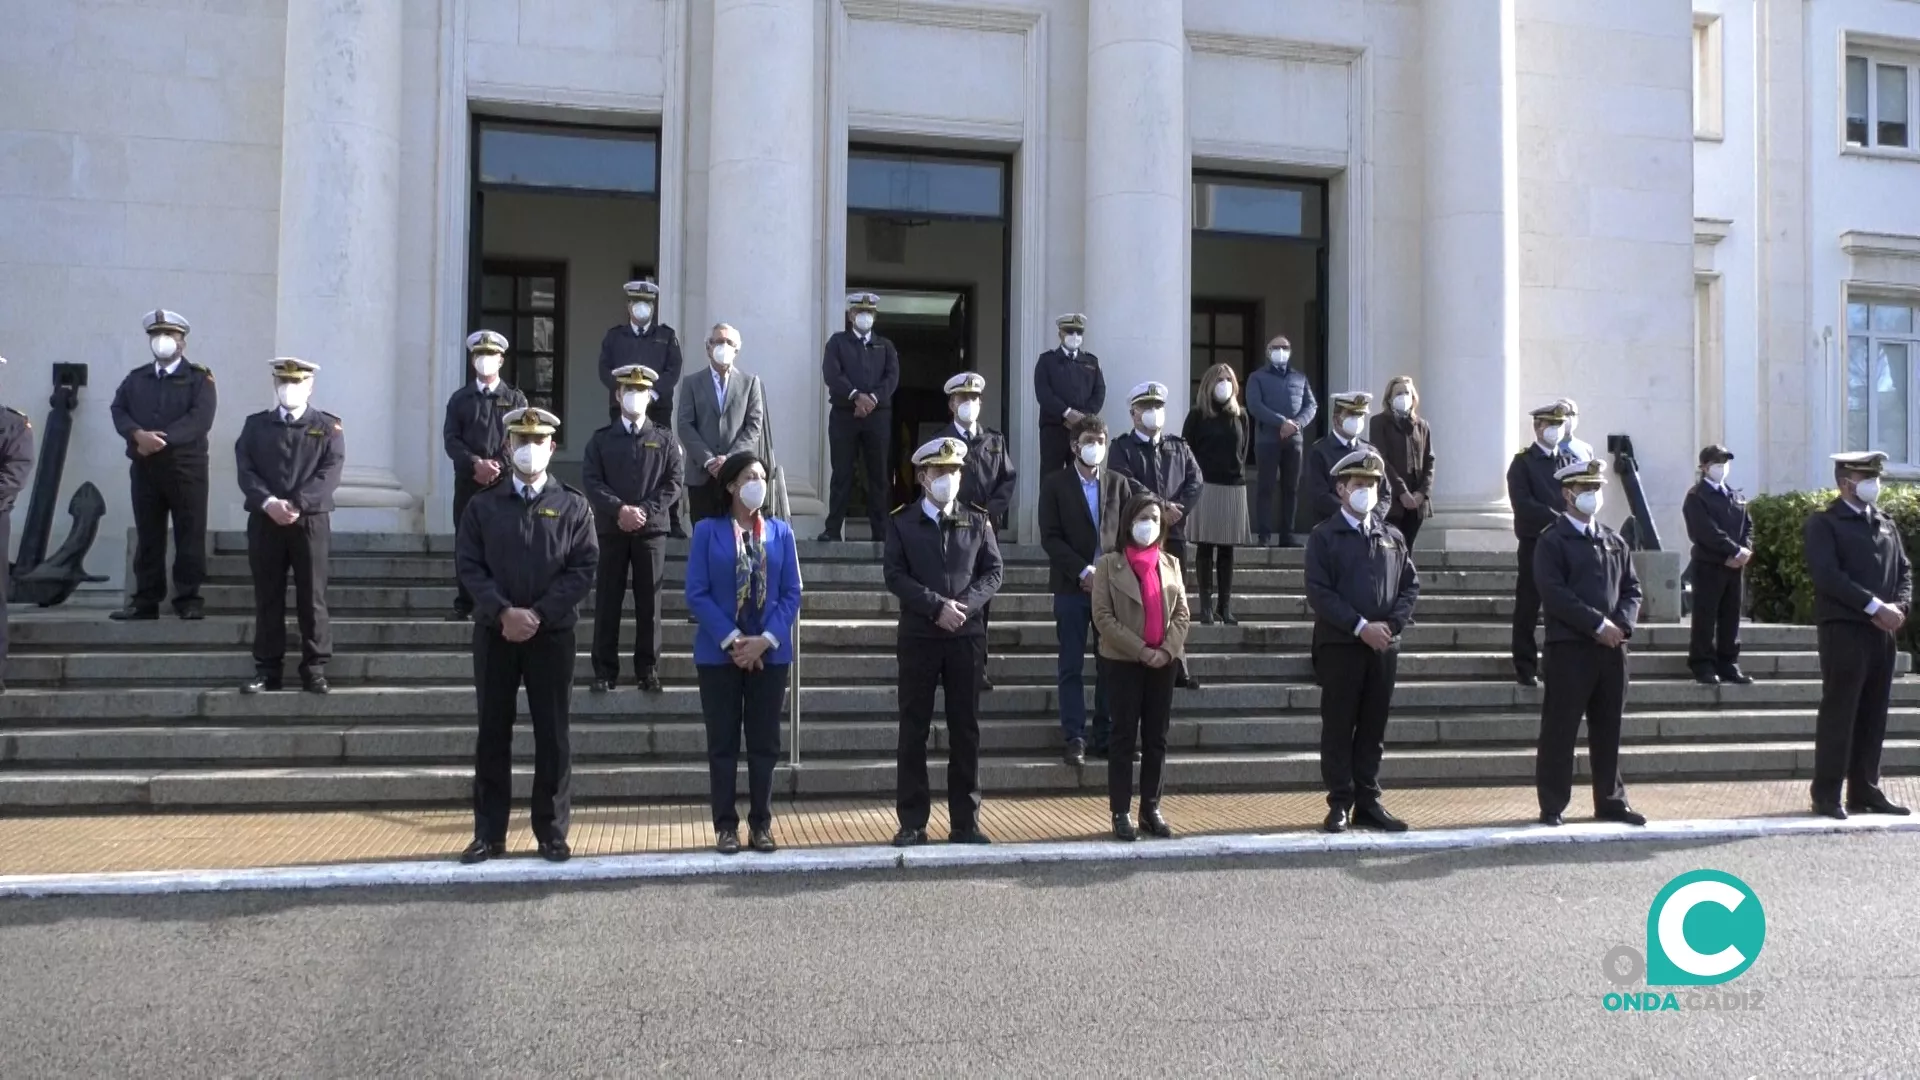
[1334,431,1359,449]
[629,319,651,335]
[922,497,956,521]
[514,474,548,497]
[155,358,182,377]
[624,414,648,434]
[1565,513,1594,536]
[953,421,979,439]
[474,376,501,394]
[279,404,308,422]
[1340,508,1368,532]
[1133,428,1160,444]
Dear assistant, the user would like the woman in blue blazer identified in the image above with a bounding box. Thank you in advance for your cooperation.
[684,451,803,854]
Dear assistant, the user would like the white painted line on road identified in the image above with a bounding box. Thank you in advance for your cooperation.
[3,814,1917,899]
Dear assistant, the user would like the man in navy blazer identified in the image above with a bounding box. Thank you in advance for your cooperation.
[1244,334,1318,546]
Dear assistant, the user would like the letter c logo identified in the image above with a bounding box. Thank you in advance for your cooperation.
[1645,870,1765,987]
[1656,880,1747,978]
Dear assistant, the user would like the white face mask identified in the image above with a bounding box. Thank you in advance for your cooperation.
[711,343,736,368]
[1131,518,1160,547]
[738,478,767,512]
[1542,425,1565,446]
[1139,408,1166,433]
[513,441,552,476]
[1856,478,1882,505]
[852,312,875,333]
[473,353,502,379]
[1079,442,1106,467]
[1573,490,1603,517]
[954,400,981,425]
[1339,416,1364,438]
[1390,393,1412,414]
[620,390,649,417]
[1347,486,1377,515]
[1063,333,1084,351]
[630,301,652,323]
[275,381,311,411]
[1211,381,1233,404]
[1706,463,1728,485]
[1270,348,1289,366]
[150,335,179,361]
[928,472,960,506]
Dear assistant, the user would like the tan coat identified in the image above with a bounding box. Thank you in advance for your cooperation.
[1091,549,1191,663]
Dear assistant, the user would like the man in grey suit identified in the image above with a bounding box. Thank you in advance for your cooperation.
[676,322,768,519]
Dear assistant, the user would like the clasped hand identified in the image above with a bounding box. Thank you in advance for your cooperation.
[730,635,770,670]
[1358,622,1394,652]
[500,607,541,643]
[934,600,969,632]
[264,498,300,527]
[1873,605,1906,634]
[1596,620,1627,649]
[1137,646,1172,669]
[618,505,647,532]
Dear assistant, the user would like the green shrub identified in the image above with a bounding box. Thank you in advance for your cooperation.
[1746,485,1920,654]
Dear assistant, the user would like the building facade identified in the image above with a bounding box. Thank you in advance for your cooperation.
[11,0,1908,587]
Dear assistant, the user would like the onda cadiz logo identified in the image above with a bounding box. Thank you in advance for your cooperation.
[1599,870,1767,1013]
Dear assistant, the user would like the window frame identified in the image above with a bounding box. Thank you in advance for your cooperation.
[479,259,570,437]
[1845,295,1920,463]
[1694,14,1724,142]
[1843,44,1920,157]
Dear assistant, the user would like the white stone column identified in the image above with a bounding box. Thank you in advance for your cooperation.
[273,0,415,530]
[1421,0,1520,548]
[1084,0,1190,426]
[704,0,822,516]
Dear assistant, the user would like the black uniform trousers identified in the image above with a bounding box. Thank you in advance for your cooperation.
[1254,434,1304,544]
[697,661,788,832]
[247,511,331,680]
[1106,658,1175,815]
[129,456,208,613]
[1512,537,1542,677]
[1812,621,1897,806]
[1039,425,1072,476]
[1390,513,1424,551]
[591,530,667,682]
[1687,560,1743,670]
[1314,641,1399,810]
[1536,640,1630,817]
[472,624,575,845]
[897,634,983,832]
[825,407,891,537]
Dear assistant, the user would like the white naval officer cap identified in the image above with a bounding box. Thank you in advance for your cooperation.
[1056,313,1087,332]
[912,436,968,468]
[1128,381,1169,407]
[466,330,509,354]
[611,364,659,389]
[1331,448,1386,480]
[143,309,190,336]
[268,357,319,381]
[1832,450,1890,477]
[1330,391,1373,416]
[503,406,562,437]
[944,372,986,396]
[1554,459,1608,487]
[847,292,881,311]
[623,280,660,299]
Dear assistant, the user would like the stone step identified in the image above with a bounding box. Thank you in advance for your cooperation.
[6,739,1915,808]
[0,649,1876,689]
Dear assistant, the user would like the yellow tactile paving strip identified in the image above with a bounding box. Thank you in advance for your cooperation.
[3,778,1915,876]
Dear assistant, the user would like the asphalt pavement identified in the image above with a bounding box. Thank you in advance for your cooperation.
[1,831,1915,1077]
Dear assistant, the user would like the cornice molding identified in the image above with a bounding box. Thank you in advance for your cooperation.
[841,0,1039,33]
[1185,31,1362,65]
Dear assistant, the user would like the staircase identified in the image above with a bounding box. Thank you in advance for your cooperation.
[2,533,1914,810]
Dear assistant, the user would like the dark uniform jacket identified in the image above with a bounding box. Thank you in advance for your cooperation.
[1303,433,1390,528]
[0,407,35,514]
[947,422,1015,526]
[109,360,218,461]
[1507,443,1575,539]
[1033,348,1104,432]
[597,321,683,425]
[1108,431,1203,545]
[1243,364,1317,441]
[1682,481,1752,564]
[235,407,345,514]
[581,418,685,539]
[1038,465,1142,595]
[1533,515,1642,644]
[455,479,599,631]
[821,330,899,410]
[883,500,1004,640]
[442,380,527,475]
[1304,511,1419,648]
[1368,412,1435,523]
[1803,499,1914,626]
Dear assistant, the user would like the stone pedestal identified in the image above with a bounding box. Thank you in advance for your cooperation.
[1633,550,1686,624]
[274,0,415,530]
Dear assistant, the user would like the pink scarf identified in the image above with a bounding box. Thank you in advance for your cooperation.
[1125,545,1165,649]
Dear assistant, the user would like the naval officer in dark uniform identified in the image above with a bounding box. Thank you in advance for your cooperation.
[1804,450,1913,819]
[1533,459,1645,827]
[1033,313,1106,474]
[456,406,599,864]
[1301,391,1389,530]
[0,357,35,693]
[583,363,684,694]
[1108,380,1204,690]
[1682,444,1755,686]
[442,330,527,620]
[596,280,686,537]
[109,308,217,620]
[235,358,343,695]
[820,291,900,542]
[1305,448,1420,834]
[1506,401,1577,687]
[944,371,1016,691]
[885,436,1004,847]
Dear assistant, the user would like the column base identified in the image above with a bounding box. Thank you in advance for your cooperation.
[1425,503,1517,552]
[332,465,419,532]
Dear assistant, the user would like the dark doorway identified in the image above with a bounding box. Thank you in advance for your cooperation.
[477,260,567,425]
[841,287,973,514]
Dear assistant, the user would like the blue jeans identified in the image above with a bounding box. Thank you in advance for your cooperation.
[1053,592,1109,744]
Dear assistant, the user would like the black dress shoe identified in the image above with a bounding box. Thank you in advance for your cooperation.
[1138,806,1173,838]
[978,675,995,692]
[948,827,993,845]
[109,607,158,622]
[1717,665,1754,686]
[459,838,505,864]
[1847,790,1912,816]
[1812,801,1848,820]
[891,827,928,848]
[1355,802,1410,833]
[1597,805,1647,826]
[590,678,614,693]
[1692,666,1721,686]
[668,527,688,540]
[1112,813,1137,841]
[538,838,571,863]
[1323,807,1350,833]
[445,609,472,622]
[240,676,282,694]
[1198,596,1215,626]
[1218,606,1240,626]
[637,671,663,693]
[749,827,777,853]
[1538,811,1564,827]
[814,531,841,543]
[1516,671,1539,688]
[1063,739,1086,767]
[303,677,330,695]
[1177,672,1202,691]
[178,605,204,621]
[716,829,741,855]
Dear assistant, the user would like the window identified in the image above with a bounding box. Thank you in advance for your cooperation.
[1846,50,1918,151]
[1694,15,1724,140]
[477,122,659,195]
[1192,176,1322,239]
[1190,300,1258,399]
[847,151,1006,220]
[1846,298,1920,461]
[479,260,568,431]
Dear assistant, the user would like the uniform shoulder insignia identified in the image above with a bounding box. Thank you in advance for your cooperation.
[190,363,213,378]
[891,503,911,515]
[2,405,24,418]
[560,481,588,498]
